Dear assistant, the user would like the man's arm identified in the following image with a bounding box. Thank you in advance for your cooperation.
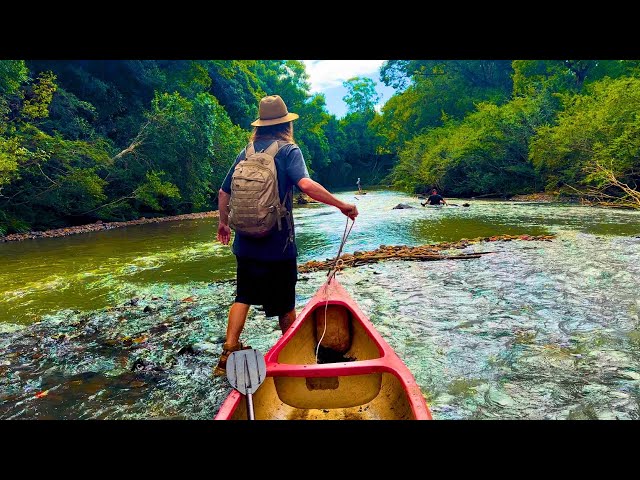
[217,189,231,245]
[297,178,358,220]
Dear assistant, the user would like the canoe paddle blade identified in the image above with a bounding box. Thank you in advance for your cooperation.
[226,349,266,395]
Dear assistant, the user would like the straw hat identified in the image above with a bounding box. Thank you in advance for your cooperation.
[251,95,299,127]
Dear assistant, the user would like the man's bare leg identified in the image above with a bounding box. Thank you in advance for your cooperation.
[278,309,296,334]
[213,302,251,376]
[224,302,250,348]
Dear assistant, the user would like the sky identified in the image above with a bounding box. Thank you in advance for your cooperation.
[302,60,396,118]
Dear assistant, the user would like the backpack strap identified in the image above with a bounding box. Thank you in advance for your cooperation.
[280,142,297,251]
[264,141,280,157]
[245,141,291,158]
[245,142,255,158]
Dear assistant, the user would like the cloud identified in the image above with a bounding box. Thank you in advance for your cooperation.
[302,60,386,93]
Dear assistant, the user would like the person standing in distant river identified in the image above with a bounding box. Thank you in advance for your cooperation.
[356,177,362,194]
[421,188,447,206]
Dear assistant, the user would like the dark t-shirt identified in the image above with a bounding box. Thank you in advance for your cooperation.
[427,194,445,205]
[221,139,310,261]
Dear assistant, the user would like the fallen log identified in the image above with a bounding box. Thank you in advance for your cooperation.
[298,234,555,273]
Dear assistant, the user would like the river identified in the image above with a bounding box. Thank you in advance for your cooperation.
[1,190,639,419]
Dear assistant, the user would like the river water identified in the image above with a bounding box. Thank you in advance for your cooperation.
[1,190,639,419]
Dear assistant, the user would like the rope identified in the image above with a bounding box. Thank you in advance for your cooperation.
[315,215,355,363]
[327,217,355,283]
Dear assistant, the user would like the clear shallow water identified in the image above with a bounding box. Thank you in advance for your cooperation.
[3,190,639,325]
[1,190,640,419]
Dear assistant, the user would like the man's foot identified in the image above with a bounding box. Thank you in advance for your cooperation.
[213,341,252,377]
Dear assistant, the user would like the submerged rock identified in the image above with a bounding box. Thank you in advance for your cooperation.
[190,342,220,355]
[392,203,415,209]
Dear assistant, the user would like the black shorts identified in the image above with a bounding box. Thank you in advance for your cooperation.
[234,256,298,317]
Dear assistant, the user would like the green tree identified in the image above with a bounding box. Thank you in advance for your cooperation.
[530,76,640,201]
[343,76,380,113]
[390,92,557,196]
[0,60,28,95]
[375,60,513,152]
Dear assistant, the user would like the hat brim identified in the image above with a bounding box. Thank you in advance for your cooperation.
[251,112,299,127]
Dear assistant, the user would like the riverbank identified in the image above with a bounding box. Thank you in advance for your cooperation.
[0,211,220,243]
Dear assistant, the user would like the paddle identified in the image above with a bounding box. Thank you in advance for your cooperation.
[226,349,266,420]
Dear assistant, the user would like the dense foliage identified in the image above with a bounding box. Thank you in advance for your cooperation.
[385,60,640,204]
[2,59,639,234]
[0,60,386,234]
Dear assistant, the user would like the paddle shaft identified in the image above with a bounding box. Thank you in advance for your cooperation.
[244,355,256,420]
[246,392,255,420]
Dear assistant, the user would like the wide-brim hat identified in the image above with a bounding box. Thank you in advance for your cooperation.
[251,95,299,127]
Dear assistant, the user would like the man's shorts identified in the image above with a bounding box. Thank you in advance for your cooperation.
[234,256,297,317]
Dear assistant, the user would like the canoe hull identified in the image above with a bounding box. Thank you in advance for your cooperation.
[215,279,432,420]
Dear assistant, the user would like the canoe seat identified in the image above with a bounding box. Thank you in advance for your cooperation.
[274,372,383,409]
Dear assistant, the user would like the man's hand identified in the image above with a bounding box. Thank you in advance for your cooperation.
[339,203,359,220]
[217,223,231,245]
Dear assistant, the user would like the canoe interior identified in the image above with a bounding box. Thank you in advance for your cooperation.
[271,302,389,409]
[276,302,382,365]
[229,373,417,420]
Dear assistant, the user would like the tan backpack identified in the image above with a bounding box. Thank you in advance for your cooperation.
[228,140,293,239]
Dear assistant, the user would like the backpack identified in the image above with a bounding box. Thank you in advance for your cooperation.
[228,140,293,239]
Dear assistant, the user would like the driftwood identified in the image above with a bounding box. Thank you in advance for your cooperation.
[564,163,640,210]
[298,234,555,273]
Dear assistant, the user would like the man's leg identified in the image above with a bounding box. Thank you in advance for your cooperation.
[213,302,250,376]
[272,258,297,334]
[224,302,250,348]
[278,309,296,334]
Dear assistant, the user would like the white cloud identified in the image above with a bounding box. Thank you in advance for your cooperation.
[302,60,386,93]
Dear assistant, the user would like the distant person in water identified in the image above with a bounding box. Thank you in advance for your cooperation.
[356,177,362,194]
[421,188,447,206]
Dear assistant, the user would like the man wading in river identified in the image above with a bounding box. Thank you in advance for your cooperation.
[214,94,359,376]
[421,188,448,206]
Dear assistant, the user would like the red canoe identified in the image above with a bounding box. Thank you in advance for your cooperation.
[214,278,432,420]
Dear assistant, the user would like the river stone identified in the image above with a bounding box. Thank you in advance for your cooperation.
[609,391,630,399]
[0,323,25,334]
[597,410,619,420]
[616,370,640,380]
[191,342,219,355]
[487,387,515,407]
[434,393,456,405]
[392,203,414,209]
[582,383,609,395]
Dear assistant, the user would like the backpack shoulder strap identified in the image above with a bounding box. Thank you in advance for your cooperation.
[264,141,280,157]
[276,140,294,151]
[245,142,255,158]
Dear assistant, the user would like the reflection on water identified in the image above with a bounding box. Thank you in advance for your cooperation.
[1,190,640,419]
